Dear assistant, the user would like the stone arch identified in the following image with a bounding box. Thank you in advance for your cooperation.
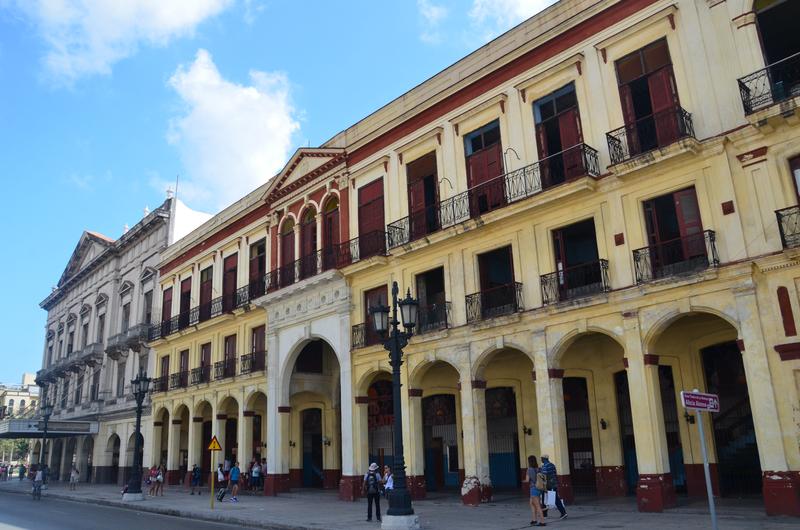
[172,401,192,418]
[299,202,319,224]
[321,190,340,213]
[279,336,342,404]
[409,357,463,389]
[355,365,392,395]
[194,399,213,417]
[105,433,121,484]
[550,326,625,367]
[643,307,739,354]
[279,214,297,235]
[472,343,534,380]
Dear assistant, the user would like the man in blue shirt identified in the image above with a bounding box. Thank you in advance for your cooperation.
[540,455,567,519]
[229,462,241,502]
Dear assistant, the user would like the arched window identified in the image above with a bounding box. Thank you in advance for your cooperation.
[300,207,318,279]
[7,399,13,414]
[279,218,296,287]
[322,196,340,271]
[19,400,25,410]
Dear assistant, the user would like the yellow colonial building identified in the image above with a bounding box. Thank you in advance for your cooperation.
[147,0,800,516]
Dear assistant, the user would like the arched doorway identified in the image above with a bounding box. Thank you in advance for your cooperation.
[217,397,240,468]
[194,401,213,483]
[83,437,94,482]
[279,218,296,287]
[287,338,342,490]
[50,439,63,481]
[125,432,144,486]
[246,392,268,465]
[300,206,317,280]
[367,376,394,471]
[557,331,632,497]
[174,404,190,483]
[32,441,42,466]
[322,196,340,271]
[650,312,759,499]
[106,434,120,484]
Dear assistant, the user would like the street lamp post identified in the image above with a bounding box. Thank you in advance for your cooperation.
[370,281,421,529]
[123,368,150,502]
[39,398,53,472]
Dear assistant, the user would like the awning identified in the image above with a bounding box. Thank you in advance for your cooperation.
[0,418,99,439]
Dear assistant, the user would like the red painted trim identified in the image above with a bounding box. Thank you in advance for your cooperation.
[774,343,800,361]
[215,414,227,420]
[471,380,487,389]
[777,286,797,337]
[736,146,768,164]
[623,357,629,368]
[736,339,746,352]
[354,396,369,404]
[192,417,203,423]
[153,421,163,427]
[643,354,659,365]
[347,0,658,166]
[548,368,565,379]
[243,410,256,417]
[160,202,270,276]
[721,201,735,215]
[408,388,423,397]
[171,419,182,425]
[531,370,536,382]
[614,233,625,246]
[278,406,291,413]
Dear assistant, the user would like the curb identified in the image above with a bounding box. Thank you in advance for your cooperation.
[4,487,315,530]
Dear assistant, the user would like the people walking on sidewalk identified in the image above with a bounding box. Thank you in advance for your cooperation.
[527,456,546,527]
[382,465,393,500]
[190,464,201,495]
[147,466,157,496]
[18,464,25,481]
[362,463,383,523]
[250,459,261,493]
[69,466,79,490]
[540,455,567,520]
[228,462,240,502]
[155,465,165,496]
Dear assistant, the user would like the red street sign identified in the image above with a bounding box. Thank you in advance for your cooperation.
[681,391,720,412]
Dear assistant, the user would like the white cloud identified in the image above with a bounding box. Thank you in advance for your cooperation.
[469,0,557,39]
[417,0,448,44]
[165,49,299,212]
[9,0,232,83]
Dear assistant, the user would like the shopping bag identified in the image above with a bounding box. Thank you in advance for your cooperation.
[544,490,556,508]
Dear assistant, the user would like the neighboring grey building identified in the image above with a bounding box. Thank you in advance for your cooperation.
[33,195,206,484]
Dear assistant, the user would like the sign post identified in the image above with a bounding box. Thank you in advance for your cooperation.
[208,435,222,510]
[681,389,720,530]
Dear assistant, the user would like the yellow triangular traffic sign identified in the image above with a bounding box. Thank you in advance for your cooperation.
[208,435,222,451]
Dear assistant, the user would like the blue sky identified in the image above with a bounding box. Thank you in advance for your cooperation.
[0,0,555,382]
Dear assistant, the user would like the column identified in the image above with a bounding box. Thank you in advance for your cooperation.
[735,286,800,516]
[264,331,289,495]
[406,387,426,500]
[59,438,70,482]
[117,431,129,487]
[459,369,491,505]
[533,331,572,502]
[624,313,674,512]
[338,336,355,486]
[76,437,89,484]
[239,407,252,469]
[323,406,341,489]
[187,415,200,484]
[167,419,182,485]
[347,395,368,501]
[151,420,163,468]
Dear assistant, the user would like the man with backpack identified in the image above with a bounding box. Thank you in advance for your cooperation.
[540,455,567,519]
[362,462,383,522]
[190,464,201,495]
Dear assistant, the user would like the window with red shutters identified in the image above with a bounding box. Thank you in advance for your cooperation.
[179,277,191,328]
[161,287,172,322]
[364,285,388,347]
[222,253,237,311]
[249,239,266,298]
[358,178,385,259]
[199,266,212,321]
[464,120,505,216]
[322,196,340,270]
[406,153,440,240]
[533,83,583,186]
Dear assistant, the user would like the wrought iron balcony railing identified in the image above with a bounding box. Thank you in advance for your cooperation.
[633,230,719,283]
[606,106,695,165]
[169,371,189,390]
[540,259,610,305]
[241,351,266,374]
[738,52,800,115]
[351,322,382,349]
[151,375,168,393]
[214,358,237,380]
[776,206,800,249]
[190,365,211,385]
[466,282,524,323]
[387,144,600,249]
[418,301,452,334]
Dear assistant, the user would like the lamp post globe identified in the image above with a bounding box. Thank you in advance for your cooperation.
[123,368,150,501]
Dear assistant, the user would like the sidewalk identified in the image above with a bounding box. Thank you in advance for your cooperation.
[0,479,796,529]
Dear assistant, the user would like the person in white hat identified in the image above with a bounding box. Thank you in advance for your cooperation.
[362,463,384,522]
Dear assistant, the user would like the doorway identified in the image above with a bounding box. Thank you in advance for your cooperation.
[643,186,707,278]
[659,365,686,493]
[485,387,520,490]
[302,408,324,488]
[416,267,447,332]
[423,394,459,491]
[614,371,638,494]
[407,152,440,241]
[563,377,596,496]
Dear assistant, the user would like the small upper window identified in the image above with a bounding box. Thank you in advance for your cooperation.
[464,120,501,156]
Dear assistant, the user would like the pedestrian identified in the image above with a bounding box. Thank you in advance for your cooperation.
[250,459,261,493]
[527,455,546,527]
[155,464,165,496]
[190,464,201,495]
[42,464,49,485]
[382,465,393,499]
[540,455,567,520]
[69,465,79,490]
[18,464,26,481]
[147,466,158,496]
[228,461,240,502]
[362,462,383,523]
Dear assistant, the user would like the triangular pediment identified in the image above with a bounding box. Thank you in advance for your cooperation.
[58,231,115,287]
[264,147,346,205]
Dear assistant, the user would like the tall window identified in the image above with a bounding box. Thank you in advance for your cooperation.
[179,277,192,328]
[249,239,266,297]
[143,290,153,325]
[790,156,800,202]
[97,314,106,343]
[67,330,74,355]
[533,83,584,186]
[161,287,173,323]
[75,375,83,405]
[7,399,13,415]
[116,361,126,397]
[464,120,505,215]
[406,153,440,241]
[91,370,100,400]
[357,179,386,259]
[755,0,800,65]
[81,322,89,349]
[121,302,131,333]
[199,266,213,321]
[222,253,238,312]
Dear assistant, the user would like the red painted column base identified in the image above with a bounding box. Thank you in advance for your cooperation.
[636,473,676,512]
[166,470,181,486]
[480,483,493,502]
[763,471,800,517]
[288,468,302,489]
[263,473,290,496]
[407,475,427,500]
[323,469,341,490]
[595,466,626,497]
[461,477,482,506]
[684,463,719,497]
[557,474,574,504]
[338,475,362,501]
[183,471,192,489]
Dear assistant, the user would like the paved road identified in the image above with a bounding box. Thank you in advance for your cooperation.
[0,496,248,530]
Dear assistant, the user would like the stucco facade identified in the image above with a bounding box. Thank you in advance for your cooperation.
[146,0,800,516]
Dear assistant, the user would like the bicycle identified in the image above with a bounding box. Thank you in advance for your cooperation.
[32,481,42,500]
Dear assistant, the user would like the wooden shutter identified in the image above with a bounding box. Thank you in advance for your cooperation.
[201,343,211,368]
[674,187,704,259]
[161,288,172,322]
[251,325,265,352]
[224,335,236,361]
[160,355,170,377]
[364,285,388,345]
[648,66,680,146]
[323,207,340,271]
[180,277,192,314]
[643,199,660,246]
[791,156,800,202]
[281,230,295,266]
[249,241,265,282]
[301,216,317,257]
[223,253,237,310]
[558,108,584,179]
[358,179,385,258]
[408,177,427,240]
[618,83,640,155]
[200,267,212,305]
[180,350,188,372]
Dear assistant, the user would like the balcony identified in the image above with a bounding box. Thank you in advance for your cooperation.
[738,52,800,115]
[148,295,225,341]
[387,144,600,249]
[606,106,695,165]
[632,230,719,283]
[151,375,168,393]
[214,358,237,380]
[418,301,452,334]
[169,371,188,390]
[777,206,800,249]
[351,322,383,349]
[240,351,266,374]
[124,324,149,351]
[466,282,524,323]
[541,260,610,305]
[190,366,211,385]
[106,333,128,360]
